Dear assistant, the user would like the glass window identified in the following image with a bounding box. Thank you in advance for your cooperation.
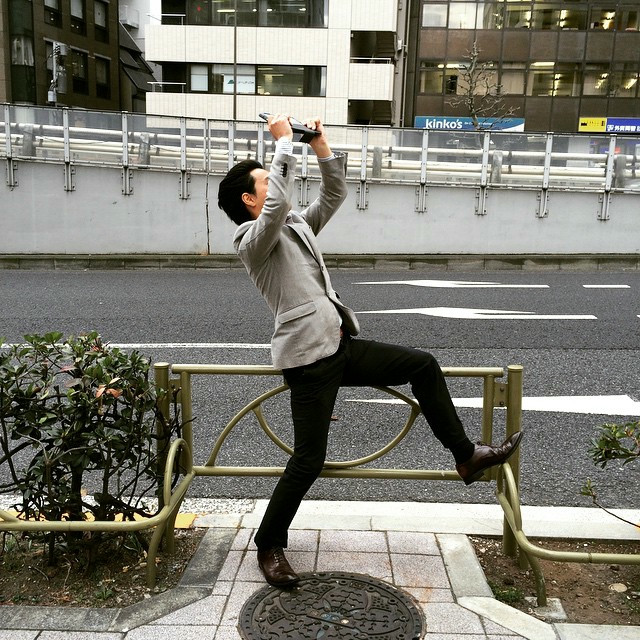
[559,6,587,30]
[95,56,110,99]
[257,65,325,96]
[211,64,255,93]
[70,0,84,18]
[616,6,639,31]
[590,6,615,30]
[211,0,256,26]
[503,0,532,29]
[583,64,611,95]
[261,1,327,27]
[11,35,35,66]
[531,4,560,30]
[500,62,526,93]
[608,64,639,97]
[443,63,463,94]
[94,0,107,26]
[95,0,109,42]
[70,0,86,34]
[71,49,89,94]
[526,63,555,95]
[422,4,448,27]
[44,0,62,27]
[552,64,582,96]
[419,61,444,93]
[448,3,478,29]
[190,64,209,91]
[478,3,504,29]
[188,0,211,25]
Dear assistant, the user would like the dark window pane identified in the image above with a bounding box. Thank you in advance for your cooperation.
[71,49,88,94]
[504,1,532,29]
[256,65,325,96]
[96,57,110,99]
[261,1,327,27]
[188,0,210,25]
[210,0,256,26]
[589,6,616,30]
[211,64,255,93]
[162,0,185,24]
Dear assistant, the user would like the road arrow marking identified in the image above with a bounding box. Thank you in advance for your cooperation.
[354,279,549,289]
[357,307,597,320]
[347,395,640,416]
[583,284,630,289]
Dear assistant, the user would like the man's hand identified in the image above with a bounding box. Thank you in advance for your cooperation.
[303,117,332,159]
[267,114,293,142]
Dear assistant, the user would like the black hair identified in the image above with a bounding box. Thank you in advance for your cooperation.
[218,159,263,225]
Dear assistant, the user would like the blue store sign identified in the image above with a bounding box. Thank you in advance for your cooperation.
[414,116,525,131]
[605,118,640,133]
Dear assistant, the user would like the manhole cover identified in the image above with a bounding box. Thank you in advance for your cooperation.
[239,571,424,639]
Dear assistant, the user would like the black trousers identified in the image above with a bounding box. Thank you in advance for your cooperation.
[254,336,472,550]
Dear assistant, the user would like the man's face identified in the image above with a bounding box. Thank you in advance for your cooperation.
[247,168,269,219]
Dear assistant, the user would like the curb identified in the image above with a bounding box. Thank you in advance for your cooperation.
[1,254,639,271]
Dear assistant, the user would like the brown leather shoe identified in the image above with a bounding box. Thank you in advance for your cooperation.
[456,432,523,486]
[257,547,300,588]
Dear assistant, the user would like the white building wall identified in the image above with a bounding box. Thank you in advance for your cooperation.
[144,1,400,124]
[351,0,397,31]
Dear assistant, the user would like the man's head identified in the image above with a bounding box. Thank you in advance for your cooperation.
[218,159,268,225]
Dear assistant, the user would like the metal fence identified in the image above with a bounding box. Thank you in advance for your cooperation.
[3,104,640,195]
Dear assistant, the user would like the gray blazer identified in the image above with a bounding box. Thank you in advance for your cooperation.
[233,151,360,370]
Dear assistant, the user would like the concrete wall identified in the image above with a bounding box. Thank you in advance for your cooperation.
[2,160,638,256]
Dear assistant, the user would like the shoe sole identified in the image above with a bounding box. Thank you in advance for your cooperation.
[462,431,523,486]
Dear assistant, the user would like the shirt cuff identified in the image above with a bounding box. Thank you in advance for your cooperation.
[275,138,294,157]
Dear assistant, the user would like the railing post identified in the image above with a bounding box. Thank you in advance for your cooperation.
[415,128,428,213]
[179,371,193,472]
[536,132,553,218]
[62,107,75,191]
[599,134,616,221]
[179,116,190,199]
[357,126,369,210]
[4,103,17,188]
[121,111,133,195]
[503,364,523,557]
[154,362,171,510]
[475,131,491,215]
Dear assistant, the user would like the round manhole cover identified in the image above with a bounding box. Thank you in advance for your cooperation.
[239,571,424,639]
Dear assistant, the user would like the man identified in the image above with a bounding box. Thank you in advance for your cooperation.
[218,114,522,588]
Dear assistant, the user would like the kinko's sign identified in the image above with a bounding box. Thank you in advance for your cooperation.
[414,116,525,131]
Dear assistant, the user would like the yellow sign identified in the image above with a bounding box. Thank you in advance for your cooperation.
[578,117,607,132]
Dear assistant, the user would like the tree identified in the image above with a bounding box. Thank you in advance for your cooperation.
[447,40,520,130]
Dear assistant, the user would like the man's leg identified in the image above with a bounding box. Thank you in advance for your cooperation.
[341,338,474,462]
[254,347,345,559]
[341,338,521,483]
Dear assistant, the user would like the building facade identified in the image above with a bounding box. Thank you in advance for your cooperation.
[145,0,410,125]
[407,0,640,132]
[0,0,156,110]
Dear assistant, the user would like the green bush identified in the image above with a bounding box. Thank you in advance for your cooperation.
[581,420,640,526]
[0,332,179,563]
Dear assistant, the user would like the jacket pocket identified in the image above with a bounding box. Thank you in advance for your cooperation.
[277,301,316,324]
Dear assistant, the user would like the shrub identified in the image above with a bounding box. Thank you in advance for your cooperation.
[0,332,179,564]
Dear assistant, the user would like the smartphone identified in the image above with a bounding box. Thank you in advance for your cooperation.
[258,112,320,144]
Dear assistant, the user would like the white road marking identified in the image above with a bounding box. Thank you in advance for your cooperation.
[357,307,597,320]
[109,342,271,349]
[583,285,630,289]
[354,279,549,289]
[1,342,271,350]
[348,395,640,417]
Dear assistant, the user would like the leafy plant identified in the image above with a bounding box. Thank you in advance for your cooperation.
[581,420,640,527]
[0,332,181,565]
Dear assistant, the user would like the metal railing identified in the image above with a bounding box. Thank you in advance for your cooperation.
[3,104,639,191]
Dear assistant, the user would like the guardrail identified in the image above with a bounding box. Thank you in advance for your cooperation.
[3,104,639,216]
[0,438,194,587]
[154,361,640,607]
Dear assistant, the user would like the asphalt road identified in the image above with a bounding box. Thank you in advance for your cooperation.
[1,268,638,509]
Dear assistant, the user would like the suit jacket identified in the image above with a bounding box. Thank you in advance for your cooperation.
[233,151,360,370]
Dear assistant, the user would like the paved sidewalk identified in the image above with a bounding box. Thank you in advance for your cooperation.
[1,501,639,640]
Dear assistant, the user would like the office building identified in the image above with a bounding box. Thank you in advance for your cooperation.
[405,0,640,131]
[145,0,410,125]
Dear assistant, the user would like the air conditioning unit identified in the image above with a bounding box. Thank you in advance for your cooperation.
[119,5,140,29]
